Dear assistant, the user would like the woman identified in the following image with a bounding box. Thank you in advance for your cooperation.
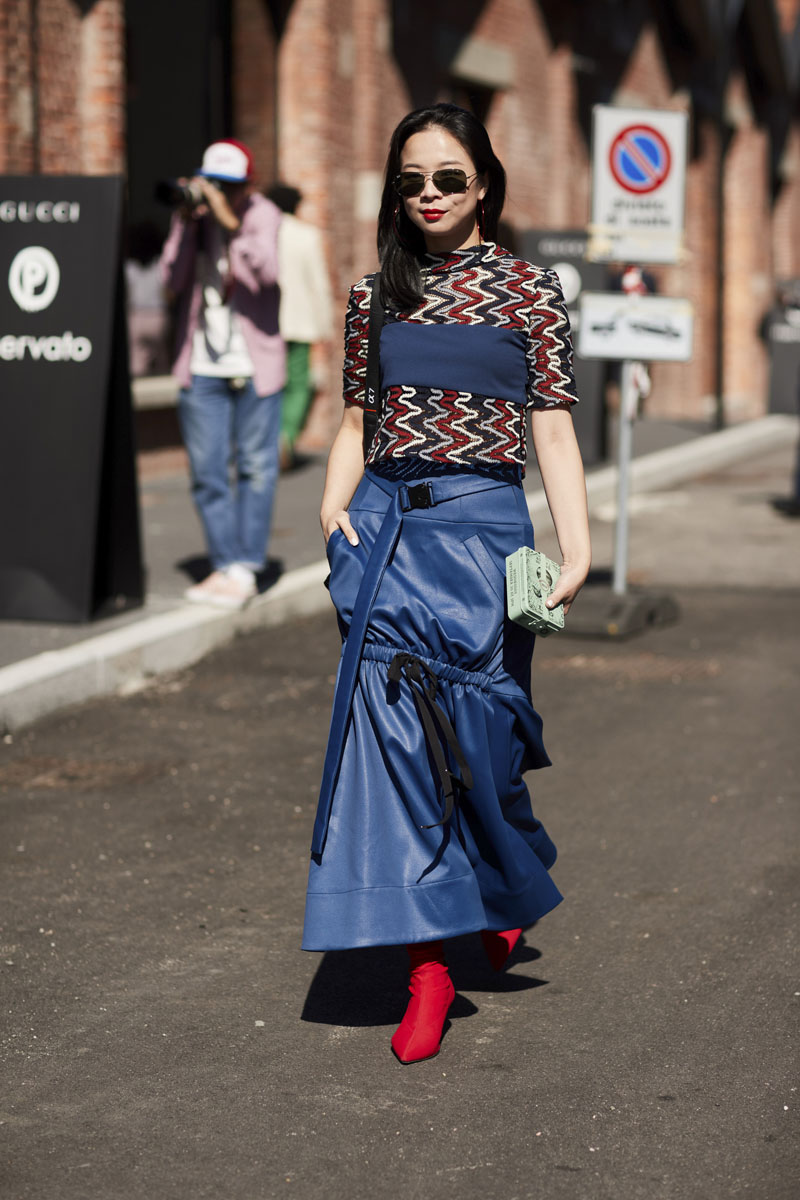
[302,104,591,1064]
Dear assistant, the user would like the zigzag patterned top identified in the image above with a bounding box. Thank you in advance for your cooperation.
[343,241,578,472]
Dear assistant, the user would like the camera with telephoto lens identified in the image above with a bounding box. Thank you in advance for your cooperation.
[154,179,209,209]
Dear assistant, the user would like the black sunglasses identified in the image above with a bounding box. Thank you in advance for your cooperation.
[394,169,478,197]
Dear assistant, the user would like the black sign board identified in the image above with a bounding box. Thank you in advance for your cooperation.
[521,230,609,466]
[0,176,144,622]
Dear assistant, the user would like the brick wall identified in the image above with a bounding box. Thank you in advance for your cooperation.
[276,0,409,445]
[775,0,800,33]
[267,1,800,437]
[0,0,124,175]
[77,0,126,174]
[678,115,723,422]
[773,125,800,280]
[3,0,800,435]
[232,0,278,189]
[722,73,772,423]
[0,0,36,173]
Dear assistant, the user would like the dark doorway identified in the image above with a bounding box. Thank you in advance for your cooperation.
[125,0,232,237]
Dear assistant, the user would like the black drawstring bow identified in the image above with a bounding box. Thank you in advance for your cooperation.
[387,652,474,829]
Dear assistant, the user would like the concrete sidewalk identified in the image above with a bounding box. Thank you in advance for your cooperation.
[1,433,798,1199]
[0,414,796,731]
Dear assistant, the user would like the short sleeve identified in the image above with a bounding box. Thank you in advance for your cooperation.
[342,276,374,407]
[525,268,579,409]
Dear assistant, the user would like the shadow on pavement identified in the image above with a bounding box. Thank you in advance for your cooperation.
[301,933,547,1027]
[176,554,285,591]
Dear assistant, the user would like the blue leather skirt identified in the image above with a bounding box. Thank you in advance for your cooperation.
[302,468,563,951]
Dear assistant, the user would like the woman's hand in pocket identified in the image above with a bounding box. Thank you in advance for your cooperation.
[321,508,359,546]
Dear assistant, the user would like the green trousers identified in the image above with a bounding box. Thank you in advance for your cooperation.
[280,341,312,451]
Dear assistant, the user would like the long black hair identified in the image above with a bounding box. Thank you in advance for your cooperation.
[377,103,506,313]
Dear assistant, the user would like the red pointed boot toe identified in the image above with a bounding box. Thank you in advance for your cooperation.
[480,928,522,972]
[391,941,455,1065]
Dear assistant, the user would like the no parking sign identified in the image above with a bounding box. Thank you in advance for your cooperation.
[587,106,687,264]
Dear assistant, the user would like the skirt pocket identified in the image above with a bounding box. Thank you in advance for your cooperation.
[460,527,537,689]
[325,525,368,631]
[325,526,345,560]
[462,533,507,604]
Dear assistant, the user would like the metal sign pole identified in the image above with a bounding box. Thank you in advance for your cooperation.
[612,359,636,595]
[568,344,677,637]
[570,102,688,637]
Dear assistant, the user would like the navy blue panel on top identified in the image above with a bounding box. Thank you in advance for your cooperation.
[380,321,528,405]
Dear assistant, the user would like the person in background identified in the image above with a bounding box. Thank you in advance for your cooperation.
[161,139,285,609]
[125,220,170,378]
[267,184,334,471]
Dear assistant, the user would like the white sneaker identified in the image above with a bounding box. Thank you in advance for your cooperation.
[184,568,256,610]
[226,563,258,589]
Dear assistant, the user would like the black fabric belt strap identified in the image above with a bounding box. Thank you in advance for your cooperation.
[311,470,509,857]
[388,651,474,829]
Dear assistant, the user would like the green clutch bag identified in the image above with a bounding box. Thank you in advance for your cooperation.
[505,547,565,636]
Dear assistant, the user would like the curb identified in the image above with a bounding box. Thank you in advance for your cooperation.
[0,560,329,733]
[1,414,796,732]
[528,412,798,521]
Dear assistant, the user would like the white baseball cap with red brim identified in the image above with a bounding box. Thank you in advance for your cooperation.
[196,139,254,182]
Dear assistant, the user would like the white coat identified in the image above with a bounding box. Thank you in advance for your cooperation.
[276,214,334,344]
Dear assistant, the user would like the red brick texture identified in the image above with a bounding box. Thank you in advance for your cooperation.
[3,0,800,433]
[722,74,773,423]
[0,0,124,175]
[232,0,279,190]
[271,1,800,438]
[776,0,800,34]
[0,0,36,173]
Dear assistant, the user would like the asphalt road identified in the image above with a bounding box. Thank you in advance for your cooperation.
[1,445,798,1199]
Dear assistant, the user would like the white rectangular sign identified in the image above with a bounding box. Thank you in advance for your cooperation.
[587,106,688,264]
[578,293,694,361]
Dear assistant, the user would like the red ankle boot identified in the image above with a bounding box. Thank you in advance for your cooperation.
[480,928,522,971]
[391,941,455,1064]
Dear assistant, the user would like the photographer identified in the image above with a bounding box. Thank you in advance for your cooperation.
[160,139,285,609]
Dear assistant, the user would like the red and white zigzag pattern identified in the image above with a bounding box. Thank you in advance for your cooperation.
[366,386,525,469]
[343,242,578,470]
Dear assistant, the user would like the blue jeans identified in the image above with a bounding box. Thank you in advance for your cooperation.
[178,375,282,572]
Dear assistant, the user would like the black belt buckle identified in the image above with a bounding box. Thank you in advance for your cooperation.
[404,482,434,510]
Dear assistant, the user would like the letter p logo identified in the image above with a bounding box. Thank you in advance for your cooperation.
[8,246,60,313]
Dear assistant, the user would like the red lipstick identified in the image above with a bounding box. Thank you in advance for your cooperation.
[423,210,445,221]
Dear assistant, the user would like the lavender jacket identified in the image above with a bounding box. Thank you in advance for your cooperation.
[160,192,286,397]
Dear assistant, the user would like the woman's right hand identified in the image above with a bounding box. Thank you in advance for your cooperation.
[319,405,365,546]
[321,508,359,546]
